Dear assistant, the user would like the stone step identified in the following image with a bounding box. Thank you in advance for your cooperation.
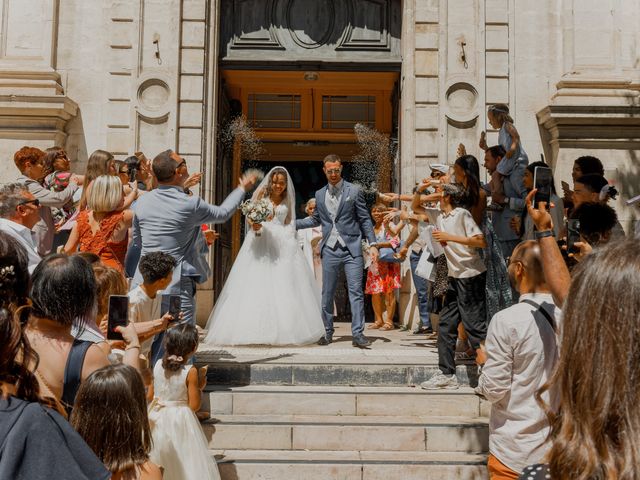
[204,414,488,453]
[203,385,489,418]
[213,449,488,480]
[197,356,479,387]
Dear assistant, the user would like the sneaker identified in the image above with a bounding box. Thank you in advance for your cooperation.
[420,372,459,390]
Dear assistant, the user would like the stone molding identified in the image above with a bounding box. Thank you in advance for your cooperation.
[536,83,640,167]
[0,92,78,143]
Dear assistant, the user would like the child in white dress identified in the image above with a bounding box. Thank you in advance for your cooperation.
[148,323,219,480]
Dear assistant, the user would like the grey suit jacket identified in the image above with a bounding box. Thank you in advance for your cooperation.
[296,181,376,258]
[130,185,245,292]
[17,174,78,255]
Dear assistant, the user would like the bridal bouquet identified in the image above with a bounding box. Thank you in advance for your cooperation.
[241,198,272,236]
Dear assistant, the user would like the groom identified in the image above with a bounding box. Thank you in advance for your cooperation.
[296,154,379,348]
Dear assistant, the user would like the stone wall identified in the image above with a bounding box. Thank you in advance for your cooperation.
[1,0,638,325]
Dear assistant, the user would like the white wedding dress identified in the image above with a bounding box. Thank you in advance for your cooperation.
[204,188,325,346]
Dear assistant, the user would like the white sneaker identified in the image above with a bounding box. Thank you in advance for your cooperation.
[420,372,459,390]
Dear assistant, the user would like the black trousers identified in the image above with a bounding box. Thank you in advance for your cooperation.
[437,272,487,375]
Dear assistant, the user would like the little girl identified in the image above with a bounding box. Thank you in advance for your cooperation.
[42,147,77,227]
[479,104,529,205]
[366,203,403,331]
[148,323,220,480]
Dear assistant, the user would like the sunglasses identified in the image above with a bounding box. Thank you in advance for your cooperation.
[176,160,187,170]
[325,168,342,175]
[18,199,40,208]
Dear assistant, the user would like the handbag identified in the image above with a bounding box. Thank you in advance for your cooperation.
[415,249,436,280]
[378,240,405,263]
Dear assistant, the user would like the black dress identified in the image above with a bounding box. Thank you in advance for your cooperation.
[0,396,110,480]
[519,463,551,479]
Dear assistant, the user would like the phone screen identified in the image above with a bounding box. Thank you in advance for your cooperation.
[534,166,553,205]
[161,294,182,322]
[567,219,581,254]
[107,295,129,341]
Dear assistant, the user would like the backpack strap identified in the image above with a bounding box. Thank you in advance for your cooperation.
[61,339,93,413]
[521,299,556,332]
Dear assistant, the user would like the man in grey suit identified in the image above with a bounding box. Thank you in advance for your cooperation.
[296,154,379,348]
[131,149,257,325]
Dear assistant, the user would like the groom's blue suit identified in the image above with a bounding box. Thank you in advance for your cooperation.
[296,181,376,338]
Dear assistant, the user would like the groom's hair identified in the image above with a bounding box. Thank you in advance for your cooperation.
[153,149,177,182]
[323,154,342,165]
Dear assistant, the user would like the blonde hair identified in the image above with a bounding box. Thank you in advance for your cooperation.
[86,175,123,213]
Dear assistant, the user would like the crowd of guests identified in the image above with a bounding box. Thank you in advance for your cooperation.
[1,100,639,480]
[348,104,637,480]
[0,145,257,479]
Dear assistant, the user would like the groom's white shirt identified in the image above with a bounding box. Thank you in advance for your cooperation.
[325,180,346,248]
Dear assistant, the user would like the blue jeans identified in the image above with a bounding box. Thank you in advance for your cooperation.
[409,250,432,329]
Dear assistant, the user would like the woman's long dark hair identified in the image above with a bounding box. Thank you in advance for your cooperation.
[537,239,640,479]
[0,233,40,404]
[454,154,481,210]
[71,364,152,475]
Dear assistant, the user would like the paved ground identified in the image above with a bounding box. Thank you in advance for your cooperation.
[198,323,440,364]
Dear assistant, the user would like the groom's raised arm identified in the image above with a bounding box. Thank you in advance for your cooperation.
[354,187,376,245]
[295,200,321,230]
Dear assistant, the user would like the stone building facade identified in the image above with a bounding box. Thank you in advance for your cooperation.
[2,0,638,323]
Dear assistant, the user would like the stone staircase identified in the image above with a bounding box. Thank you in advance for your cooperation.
[197,325,490,480]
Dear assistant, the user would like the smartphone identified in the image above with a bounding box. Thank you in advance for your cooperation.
[107,295,129,341]
[567,219,580,254]
[626,193,640,206]
[128,166,137,183]
[161,294,182,322]
[534,166,553,205]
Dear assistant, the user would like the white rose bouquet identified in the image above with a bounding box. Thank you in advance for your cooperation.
[241,198,273,236]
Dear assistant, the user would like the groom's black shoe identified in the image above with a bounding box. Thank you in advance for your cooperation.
[352,335,371,348]
[318,334,333,345]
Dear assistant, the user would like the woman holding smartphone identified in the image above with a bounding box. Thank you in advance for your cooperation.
[25,255,140,414]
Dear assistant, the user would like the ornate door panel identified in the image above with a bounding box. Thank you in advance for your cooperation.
[219,0,401,63]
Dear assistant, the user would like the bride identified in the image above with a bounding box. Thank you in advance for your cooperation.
[204,167,325,346]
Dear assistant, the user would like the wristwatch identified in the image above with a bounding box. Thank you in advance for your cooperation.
[534,230,553,240]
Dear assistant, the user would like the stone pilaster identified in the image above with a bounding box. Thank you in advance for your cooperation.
[0,0,77,180]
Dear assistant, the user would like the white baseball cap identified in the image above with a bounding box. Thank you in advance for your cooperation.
[429,163,449,174]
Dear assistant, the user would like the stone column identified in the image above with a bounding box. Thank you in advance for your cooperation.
[537,0,640,231]
[0,0,77,180]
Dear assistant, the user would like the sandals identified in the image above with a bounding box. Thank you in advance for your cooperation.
[368,322,384,329]
[380,324,394,331]
[455,350,477,361]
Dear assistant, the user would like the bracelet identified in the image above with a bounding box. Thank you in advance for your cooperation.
[534,230,553,240]
[125,345,141,351]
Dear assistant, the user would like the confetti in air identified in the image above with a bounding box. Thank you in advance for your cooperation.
[219,116,264,161]
[351,123,393,195]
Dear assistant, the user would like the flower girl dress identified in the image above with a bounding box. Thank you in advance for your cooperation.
[148,360,220,480]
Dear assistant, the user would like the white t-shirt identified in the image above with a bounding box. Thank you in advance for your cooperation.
[128,285,162,357]
[423,207,486,278]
